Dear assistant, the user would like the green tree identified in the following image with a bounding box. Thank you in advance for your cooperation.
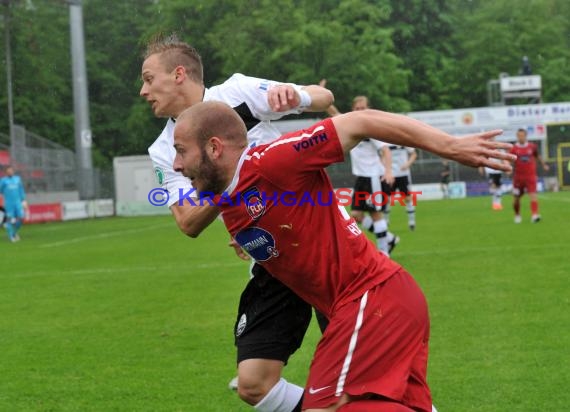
[449,0,570,107]
[0,0,73,148]
[147,0,410,113]
[83,0,158,164]
[388,0,458,110]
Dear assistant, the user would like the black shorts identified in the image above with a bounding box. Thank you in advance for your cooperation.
[391,176,411,196]
[234,263,312,364]
[351,176,384,212]
[488,173,502,187]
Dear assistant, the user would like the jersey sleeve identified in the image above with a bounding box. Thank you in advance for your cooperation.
[257,118,344,189]
[219,73,306,120]
[370,139,387,151]
[149,153,195,208]
[147,124,197,208]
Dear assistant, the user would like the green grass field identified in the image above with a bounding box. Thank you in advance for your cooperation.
[1,192,569,411]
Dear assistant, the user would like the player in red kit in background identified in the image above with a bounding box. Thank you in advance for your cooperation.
[509,128,550,223]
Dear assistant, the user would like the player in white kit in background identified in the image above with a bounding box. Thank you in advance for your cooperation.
[479,162,504,210]
[384,145,418,230]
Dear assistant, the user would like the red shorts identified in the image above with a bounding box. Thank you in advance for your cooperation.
[513,175,537,195]
[303,269,431,411]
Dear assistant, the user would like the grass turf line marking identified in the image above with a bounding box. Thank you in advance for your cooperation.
[396,242,567,257]
[9,261,246,279]
[39,223,172,248]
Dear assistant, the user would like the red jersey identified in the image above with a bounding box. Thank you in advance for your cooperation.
[219,118,401,317]
[510,142,538,177]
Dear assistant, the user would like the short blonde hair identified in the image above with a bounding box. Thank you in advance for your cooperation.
[351,95,369,110]
[143,33,203,83]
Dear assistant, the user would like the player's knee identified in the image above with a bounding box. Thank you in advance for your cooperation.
[236,370,280,405]
[236,376,267,405]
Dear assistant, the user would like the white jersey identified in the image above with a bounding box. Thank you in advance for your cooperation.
[148,73,307,207]
[389,145,416,178]
[484,162,502,175]
[349,139,387,177]
[484,154,504,175]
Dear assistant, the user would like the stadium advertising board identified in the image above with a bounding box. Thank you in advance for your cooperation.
[26,203,62,223]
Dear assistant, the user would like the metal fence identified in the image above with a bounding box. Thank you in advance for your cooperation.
[0,125,114,198]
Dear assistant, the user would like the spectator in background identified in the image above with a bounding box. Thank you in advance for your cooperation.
[0,166,28,242]
[440,160,451,199]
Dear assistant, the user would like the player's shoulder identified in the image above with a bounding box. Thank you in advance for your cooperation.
[148,119,175,152]
[209,73,255,91]
[148,119,176,165]
[206,73,268,98]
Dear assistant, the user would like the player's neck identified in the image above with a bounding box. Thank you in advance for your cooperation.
[173,85,205,119]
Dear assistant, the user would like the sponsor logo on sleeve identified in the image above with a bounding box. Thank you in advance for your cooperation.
[293,133,328,152]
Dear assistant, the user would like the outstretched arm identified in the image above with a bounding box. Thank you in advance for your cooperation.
[267,83,334,113]
[332,110,515,171]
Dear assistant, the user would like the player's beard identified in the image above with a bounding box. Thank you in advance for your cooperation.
[196,147,226,199]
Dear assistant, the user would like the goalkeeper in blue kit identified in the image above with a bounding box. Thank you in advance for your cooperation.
[0,166,28,242]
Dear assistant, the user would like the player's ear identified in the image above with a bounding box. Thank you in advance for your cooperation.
[174,65,186,83]
[208,136,223,159]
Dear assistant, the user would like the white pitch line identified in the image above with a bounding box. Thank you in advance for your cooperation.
[39,223,173,248]
[538,194,570,203]
[11,261,246,279]
[396,242,567,257]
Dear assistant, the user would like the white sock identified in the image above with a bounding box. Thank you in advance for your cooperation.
[432,405,438,412]
[494,187,502,203]
[373,219,388,255]
[406,202,415,225]
[254,378,303,412]
[384,203,391,224]
[361,215,373,232]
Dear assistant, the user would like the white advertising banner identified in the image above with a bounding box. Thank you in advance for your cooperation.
[89,199,115,217]
[407,101,570,141]
[62,201,90,221]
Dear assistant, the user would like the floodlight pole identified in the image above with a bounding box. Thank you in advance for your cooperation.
[3,0,15,159]
[69,0,94,199]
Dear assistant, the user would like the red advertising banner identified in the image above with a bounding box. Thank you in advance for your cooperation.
[26,203,63,223]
